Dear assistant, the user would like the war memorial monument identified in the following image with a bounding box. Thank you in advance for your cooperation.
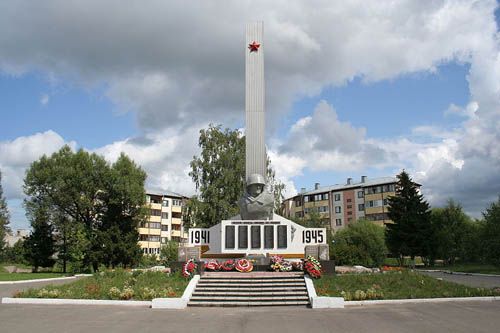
[185,22,329,263]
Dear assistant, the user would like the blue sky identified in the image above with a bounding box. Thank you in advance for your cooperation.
[1,1,500,229]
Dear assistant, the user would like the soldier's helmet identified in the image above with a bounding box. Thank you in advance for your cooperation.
[247,173,265,186]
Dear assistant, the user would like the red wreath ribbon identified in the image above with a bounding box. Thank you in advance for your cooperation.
[235,259,253,272]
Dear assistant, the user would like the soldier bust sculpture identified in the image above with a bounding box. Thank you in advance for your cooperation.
[238,173,274,220]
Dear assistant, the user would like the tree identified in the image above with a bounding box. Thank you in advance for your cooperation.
[331,219,388,267]
[431,200,471,265]
[186,124,285,228]
[4,240,26,264]
[481,196,500,267]
[160,241,179,267]
[385,170,433,267]
[24,146,147,270]
[23,205,55,271]
[0,169,11,260]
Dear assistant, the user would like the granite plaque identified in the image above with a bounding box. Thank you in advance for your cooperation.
[186,247,201,261]
[251,225,261,249]
[277,225,287,249]
[225,225,235,249]
[238,225,248,249]
[318,244,329,260]
[177,247,187,261]
[304,245,319,259]
[264,225,274,249]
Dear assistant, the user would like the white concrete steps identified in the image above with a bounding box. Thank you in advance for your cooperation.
[188,272,310,307]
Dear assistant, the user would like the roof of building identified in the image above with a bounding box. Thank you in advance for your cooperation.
[286,176,398,200]
[146,189,187,199]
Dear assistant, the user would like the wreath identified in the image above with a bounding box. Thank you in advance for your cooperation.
[204,259,220,271]
[304,256,324,278]
[235,259,253,272]
[182,258,197,278]
[221,259,235,271]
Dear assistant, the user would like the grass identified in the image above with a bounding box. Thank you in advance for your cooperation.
[0,273,70,281]
[314,271,500,301]
[14,268,190,301]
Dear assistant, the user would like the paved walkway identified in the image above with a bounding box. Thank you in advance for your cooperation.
[0,276,87,298]
[1,301,499,332]
[418,271,500,289]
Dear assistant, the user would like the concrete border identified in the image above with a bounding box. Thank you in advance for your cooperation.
[304,275,344,309]
[0,274,92,285]
[345,296,500,306]
[1,297,151,306]
[152,274,200,309]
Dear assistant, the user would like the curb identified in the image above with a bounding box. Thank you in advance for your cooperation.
[345,296,500,306]
[304,275,344,309]
[1,297,151,307]
[0,274,92,285]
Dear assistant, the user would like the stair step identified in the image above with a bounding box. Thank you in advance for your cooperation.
[191,295,309,301]
[188,301,310,307]
[198,278,305,283]
[195,287,306,292]
[193,291,308,296]
[197,283,305,287]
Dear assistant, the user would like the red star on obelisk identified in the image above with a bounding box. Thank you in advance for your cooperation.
[249,41,260,52]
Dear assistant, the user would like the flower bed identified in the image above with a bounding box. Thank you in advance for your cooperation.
[13,268,189,301]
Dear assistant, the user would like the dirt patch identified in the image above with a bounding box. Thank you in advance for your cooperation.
[3,266,32,273]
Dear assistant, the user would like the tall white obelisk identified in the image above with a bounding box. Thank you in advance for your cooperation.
[245,22,266,182]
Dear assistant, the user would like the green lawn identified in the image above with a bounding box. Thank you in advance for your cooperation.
[0,273,70,281]
[15,269,189,300]
[314,271,500,301]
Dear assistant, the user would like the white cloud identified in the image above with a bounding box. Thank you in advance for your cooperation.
[1,0,500,219]
[40,94,49,106]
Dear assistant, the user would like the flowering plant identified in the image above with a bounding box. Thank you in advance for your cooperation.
[235,259,254,272]
[270,255,294,272]
[204,259,220,271]
[182,258,197,278]
[381,266,404,272]
[221,259,235,271]
[291,260,303,271]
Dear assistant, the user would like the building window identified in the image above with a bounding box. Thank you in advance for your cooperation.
[161,237,167,244]
[140,234,148,241]
[323,193,329,200]
[295,199,302,207]
[318,206,329,213]
[347,199,352,203]
[335,219,342,226]
[335,206,341,214]
[347,211,352,216]
[384,199,388,206]
[304,207,311,214]
[173,199,183,206]
[358,191,364,198]
[314,194,322,201]
[358,204,364,211]
[162,200,169,207]
[304,196,310,203]
[149,222,161,229]
[334,194,341,201]
[161,212,168,219]
[172,212,182,219]
[347,205,352,209]
[150,209,161,216]
[149,235,160,242]
[161,225,168,231]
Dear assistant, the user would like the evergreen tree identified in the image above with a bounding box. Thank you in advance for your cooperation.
[0,169,11,259]
[385,170,433,266]
[23,205,55,271]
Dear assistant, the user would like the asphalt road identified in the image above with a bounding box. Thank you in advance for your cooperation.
[1,301,500,333]
[418,271,500,289]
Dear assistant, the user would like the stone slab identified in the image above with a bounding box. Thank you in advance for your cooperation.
[311,296,344,309]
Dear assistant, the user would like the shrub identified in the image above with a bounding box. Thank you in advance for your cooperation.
[160,241,179,267]
[332,219,388,267]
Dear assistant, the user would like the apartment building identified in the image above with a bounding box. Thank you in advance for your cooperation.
[282,176,418,233]
[138,191,188,255]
